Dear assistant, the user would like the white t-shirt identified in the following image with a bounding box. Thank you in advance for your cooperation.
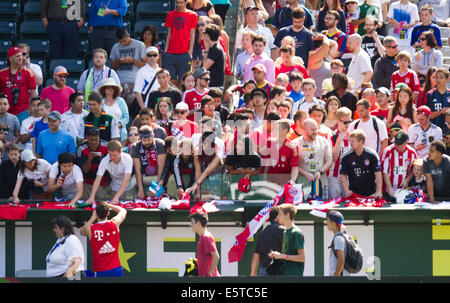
[20,115,42,151]
[329,233,349,276]
[347,49,373,90]
[46,234,84,277]
[133,64,160,107]
[97,153,133,191]
[103,101,122,124]
[235,24,275,57]
[387,2,419,47]
[17,158,51,190]
[30,63,43,95]
[407,123,443,158]
[348,116,388,154]
[60,109,89,143]
[49,163,84,195]
[291,97,325,117]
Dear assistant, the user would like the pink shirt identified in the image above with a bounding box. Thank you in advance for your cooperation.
[40,85,75,114]
[244,53,275,84]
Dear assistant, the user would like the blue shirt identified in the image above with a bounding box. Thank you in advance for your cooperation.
[272,6,314,30]
[30,118,49,148]
[288,89,305,103]
[89,0,127,28]
[274,26,314,67]
[426,88,450,129]
[410,23,442,47]
[36,129,76,164]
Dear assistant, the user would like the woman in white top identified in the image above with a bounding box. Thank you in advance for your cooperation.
[12,149,51,204]
[46,216,84,278]
[98,78,130,142]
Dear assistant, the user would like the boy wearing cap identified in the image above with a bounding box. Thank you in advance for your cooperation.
[40,66,75,114]
[0,47,37,124]
[408,105,443,159]
[252,64,272,100]
[0,94,20,160]
[133,46,161,110]
[171,102,200,140]
[381,131,418,196]
[243,35,275,84]
[36,111,77,164]
[326,210,348,276]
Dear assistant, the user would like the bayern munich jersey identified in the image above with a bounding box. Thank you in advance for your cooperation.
[390,69,421,94]
[182,88,209,121]
[381,144,418,191]
[90,220,121,272]
[328,130,351,178]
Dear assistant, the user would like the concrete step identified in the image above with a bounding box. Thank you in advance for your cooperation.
[444,57,450,64]
[440,27,450,38]
[442,47,450,57]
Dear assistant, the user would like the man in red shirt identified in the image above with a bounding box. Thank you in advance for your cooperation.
[371,87,391,122]
[164,0,198,88]
[189,212,220,277]
[183,68,210,121]
[80,201,127,277]
[0,47,37,124]
[275,45,309,80]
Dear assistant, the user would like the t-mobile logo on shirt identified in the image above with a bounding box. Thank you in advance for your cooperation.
[354,167,362,177]
[94,230,104,241]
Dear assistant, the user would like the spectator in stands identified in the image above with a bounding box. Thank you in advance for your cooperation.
[291,118,332,184]
[351,0,382,36]
[251,64,272,100]
[31,99,52,155]
[154,97,175,132]
[40,66,75,114]
[324,96,341,130]
[426,68,450,130]
[132,108,167,141]
[171,102,200,140]
[12,149,51,204]
[287,72,304,103]
[139,25,162,59]
[98,78,129,142]
[0,94,20,160]
[80,201,126,277]
[271,0,314,34]
[268,204,305,276]
[235,30,255,81]
[89,0,127,56]
[274,36,306,67]
[371,87,391,122]
[373,36,399,89]
[346,34,373,91]
[387,0,419,56]
[270,86,287,104]
[192,115,225,161]
[348,99,388,156]
[202,24,225,88]
[417,67,437,108]
[309,105,333,139]
[183,68,210,120]
[133,47,161,110]
[76,127,109,200]
[381,131,418,197]
[187,0,215,16]
[110,28,147,105]
[411,5,442,49]
[36,111,76,164]
[250,207,283,276]
[60,92,88,145]
[209,87,229,126]
[46,216,84,278]
[17,43,43,90]
[148,69,182,113]
[131,125,167,199]
[0,47,37,124]
[20,98,41,151]
[408,105,443,159]
[361,16,385,67]
[274,7,314,67]
[424,140,450,204]
[277,101,291,120]
[275,45,309,80]
[325,72,358,115]
[40,0,84,61]
[209,14,233,90]
[387,87,417,130]
[0,144,25,200]
[418,0,450,27]
[77,48,121,102]
[244,36,275,83]
[292,79,325,115]
[321,59,345,96]
[287,110,307,141]
[81,91,120,142]
[181,71,196,95]
[317,0,346,33]
[235,6,275,58]
[87,140,135,204]
[323,10,348,58]
[122,126,139,153]
[196,96,223,137]
[412,31,443,78]
[48,152,84,207]
[250,88,268,129]
[343,0,358,35]
[164,0,197,88]
[340,129,383,198]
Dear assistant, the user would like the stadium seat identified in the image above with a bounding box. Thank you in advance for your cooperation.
[23,1,41,20]
[0,39,12,54]
[79,39,89,59]
[0,22,17,40]
[136,1,172,20]
[17,39,50,57]
[49,58,85,77]
[46,77,80,90]
[0,3,20,22]
[0,60,7,70]
[79,22,89,40]
[19,21,47,39]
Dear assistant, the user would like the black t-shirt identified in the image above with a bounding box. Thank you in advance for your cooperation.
[423,155,450,199]
[207,42,225,88]
[361,35,384,67]
[325,90,357,113]
[147,87,182,111]
[255,222,284,268]
[340,148,381,196]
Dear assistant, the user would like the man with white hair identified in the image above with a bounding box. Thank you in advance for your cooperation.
[346,34,373,90]
[291,118,332,192]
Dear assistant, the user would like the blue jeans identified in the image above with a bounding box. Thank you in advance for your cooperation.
[47,20,79,60]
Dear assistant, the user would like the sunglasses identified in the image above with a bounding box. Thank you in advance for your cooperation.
[128,132,139,136]
[175,110,187,114]
[387,44,399,48]
[198,23,206,27]
[341,120,353,125]
[147,53,158,57]
[419,37,427,41]
[201,78,211,81]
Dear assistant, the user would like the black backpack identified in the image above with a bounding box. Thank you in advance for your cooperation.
[330,231,363,274]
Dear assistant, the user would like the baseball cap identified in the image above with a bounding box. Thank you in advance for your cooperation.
[47,111,62,121]
[344,0,358,3]
[21,149,36,162]
[193,67,210,79]
[417,105,431,116]
[146,46,159,54]
[8,47,22,58]
[394,83,409,91]
[394,131,409,146]
[175,102,189,111]
[375,87,391,97]
[244,6,259,15]
[252,63,266,73]
[238,176,251,193]
[327,210,345,228]
[86,127,100,136]
[53,66,69,76]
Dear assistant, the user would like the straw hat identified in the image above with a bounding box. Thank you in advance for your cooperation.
[97,77,123,96]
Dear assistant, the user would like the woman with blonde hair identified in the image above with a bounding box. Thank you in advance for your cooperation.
[187,0,215,16]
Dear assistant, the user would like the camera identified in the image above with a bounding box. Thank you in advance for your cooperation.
[11,87,20,106]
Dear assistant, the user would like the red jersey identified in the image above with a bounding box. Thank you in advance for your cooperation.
[370,108,390,122]
[266,139,298,174]
[170,120,199,139]
[79,144,109,186]
[328,130,351,178]
[381,144,418,191]
[165,9,198,54]
[182,88,209,121]
[90,221,121,272]
[0,67,36,115]
[197,231,220,277]
[390,69,421,94]
[275,63,309,79]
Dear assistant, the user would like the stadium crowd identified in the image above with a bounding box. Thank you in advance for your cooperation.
[0,0,449,207]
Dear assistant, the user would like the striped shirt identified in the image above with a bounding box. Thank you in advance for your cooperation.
[328,130,351,178]
[381,144,418,191]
